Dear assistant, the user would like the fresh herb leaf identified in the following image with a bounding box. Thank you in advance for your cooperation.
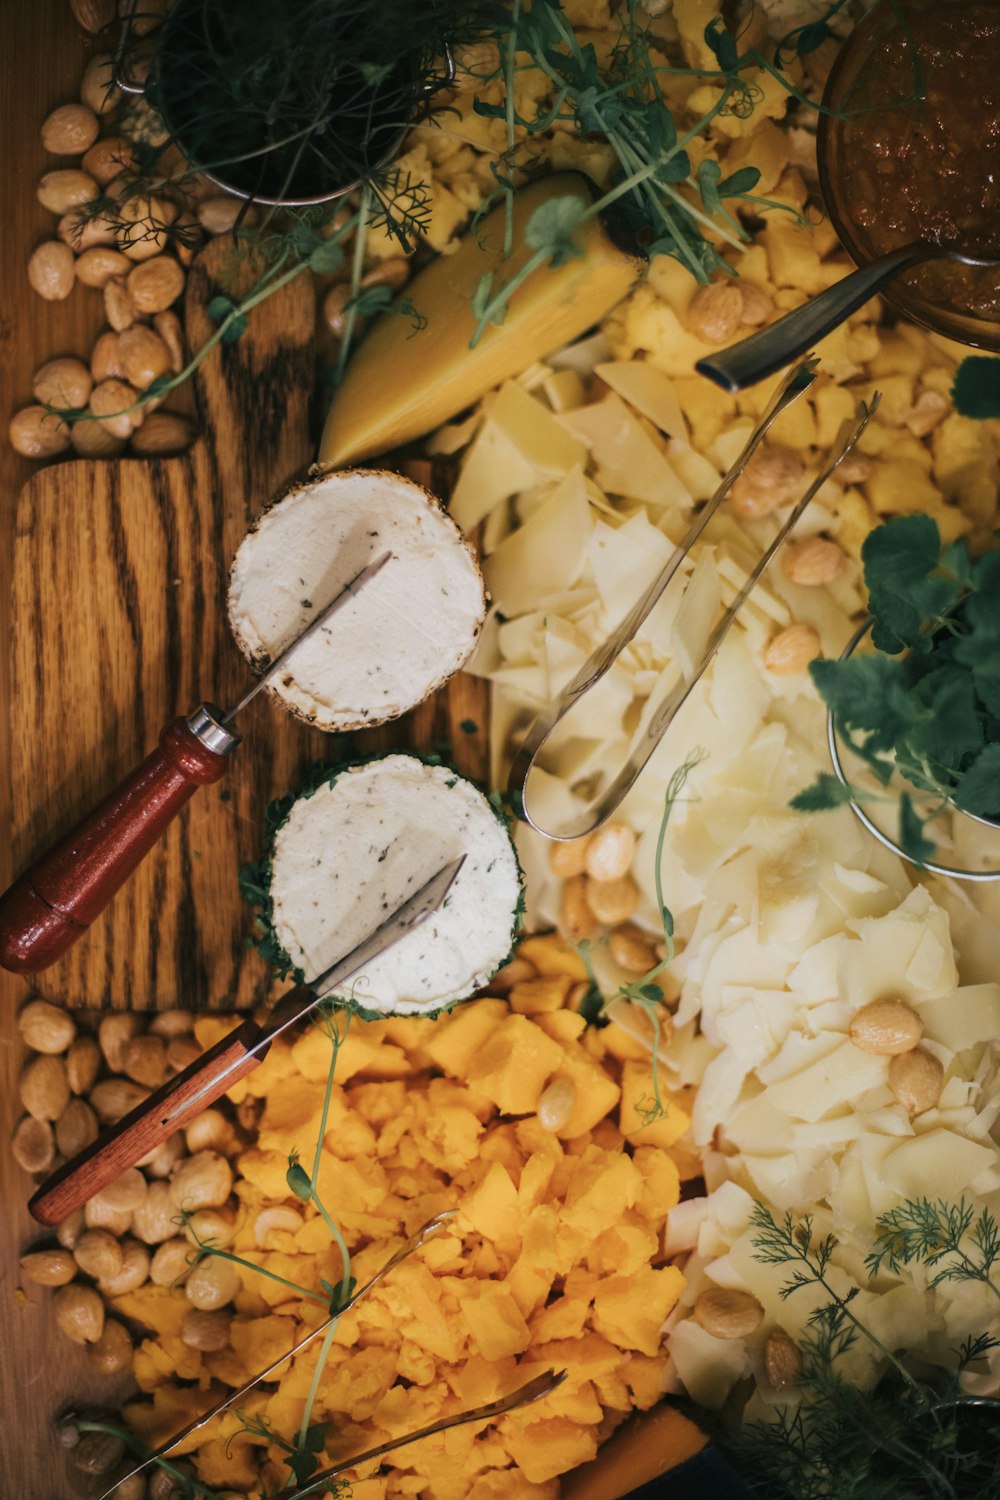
[790,772,862,812]
[523,193,588,266]
[861,513,961,653]
[951,355,1000,419]
[898,793,935,865]
[308,239,346,274]
[951,743,1000,819]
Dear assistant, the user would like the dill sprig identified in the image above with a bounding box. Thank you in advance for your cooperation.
[731,1201,1000,1500]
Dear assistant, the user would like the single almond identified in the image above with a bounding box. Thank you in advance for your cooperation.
[764,623,822,675]
[888,1046,944,1114]
[693,1286,764,1339]
[782,536,847,587]
[849,998,923,1056]
[765,1329,803,1389]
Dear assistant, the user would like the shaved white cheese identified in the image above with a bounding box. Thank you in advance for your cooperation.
[919,983,1000,1050]
[228,469,484,733]
[593,360,691,445]
[267,755,522,1014]
[559,394,694,508]
[482,469,592,616]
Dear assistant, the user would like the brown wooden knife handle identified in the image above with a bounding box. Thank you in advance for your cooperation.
[0,715,235,976]
[29,1016,266,1226]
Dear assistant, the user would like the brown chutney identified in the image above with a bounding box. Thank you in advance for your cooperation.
[823,0,1000,323]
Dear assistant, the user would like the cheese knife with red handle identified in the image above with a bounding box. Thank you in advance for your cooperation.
[28,853,464,1226]
[0,552,392,976]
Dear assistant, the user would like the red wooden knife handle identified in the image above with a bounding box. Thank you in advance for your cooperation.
[0,715,235,975]
[29,1017,267,1226]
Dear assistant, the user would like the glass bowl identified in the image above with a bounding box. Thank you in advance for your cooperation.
[817,0,1000,352]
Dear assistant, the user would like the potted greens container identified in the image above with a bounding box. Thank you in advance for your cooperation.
[114,0,468,206]
[791,514,1000,880]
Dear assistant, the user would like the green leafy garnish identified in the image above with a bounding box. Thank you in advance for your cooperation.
[792,516,1000,862]
[951,356,1000,420]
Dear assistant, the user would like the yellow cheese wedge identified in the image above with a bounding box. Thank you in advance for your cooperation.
[319,172,643,466]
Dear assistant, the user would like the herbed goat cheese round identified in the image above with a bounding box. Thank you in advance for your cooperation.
[228,468,486,732]
[267,754,522,1014]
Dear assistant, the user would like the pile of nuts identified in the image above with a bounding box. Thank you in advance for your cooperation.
[848,996,945,1115]
[548,820,657,966]
[13,996,256,1499]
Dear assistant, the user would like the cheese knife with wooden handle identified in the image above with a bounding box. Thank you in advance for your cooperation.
[28,853,463,1226]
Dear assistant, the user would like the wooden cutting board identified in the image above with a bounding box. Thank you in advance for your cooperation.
[10,239,488,1012]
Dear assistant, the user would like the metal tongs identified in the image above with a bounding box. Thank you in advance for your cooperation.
[507,359,880,839]
[100,1211,566,1500]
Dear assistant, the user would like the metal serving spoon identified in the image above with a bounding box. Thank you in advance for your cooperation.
[696,238,1000,392]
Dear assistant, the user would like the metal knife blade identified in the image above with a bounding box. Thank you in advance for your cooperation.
[162,854,465,1128]
[223,550,394,723]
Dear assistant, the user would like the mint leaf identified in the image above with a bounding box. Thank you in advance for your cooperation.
[899,794,936,866]
[952,744,1000,819]
[951,356,1000,420]
[524,194,587,267]
[790,773,860,812]
[861,515,960,652]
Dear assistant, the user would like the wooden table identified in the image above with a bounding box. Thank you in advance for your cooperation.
[0,7,487,1493]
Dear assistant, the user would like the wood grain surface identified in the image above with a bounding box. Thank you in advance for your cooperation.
[0,4,487,1494]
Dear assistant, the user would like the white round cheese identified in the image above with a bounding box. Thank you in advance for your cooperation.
[228,468,486,731]
[267,754,522,1014]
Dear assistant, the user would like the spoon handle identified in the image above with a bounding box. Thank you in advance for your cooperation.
[696,241,936,392]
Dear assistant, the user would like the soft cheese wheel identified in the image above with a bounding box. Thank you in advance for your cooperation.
[228,469,485,731]
[266,754,522,1014]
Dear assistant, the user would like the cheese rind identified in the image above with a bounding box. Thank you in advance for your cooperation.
[319,174,643,467]
[228,469,485,732]
[266,754,522,1014]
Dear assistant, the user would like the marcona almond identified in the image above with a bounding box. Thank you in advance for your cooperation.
[686,282,744,344]
[117,195,175,261]
[548,836,593,879]
[730,445,805,519]
[41,103,99,155]
[20,1054,70,1120]
[57,206,117,250]
[91,330,126,382]
[172,212,203,267]
[738,280,774,326]
[323,282,353,337]
[130,410,194,456]
[167,1035,201,1071]
[71,419,126,458]
[127,254,184,313]
[80,54,119,115]
[361,257,410,292]
[149,1009,195,1038]
[585,873,639,925]
[693,1286,765,1339]
[182,1308,231,1351]
[54,1283,105,1343]
[122,1031,168,1085]
[765,1329,803,1389]
[37,168,97,214]
[905,389,949,438]
[150,1237,195,1286]
[90,378,141,438]
[9,405,71,457]
[888,1046,944,1114]
[184,1256,241,1310]
[137,1131,184,1178]
[12,1115,55,1173]
[154,310,184,372]
[197,195,243,235]
[132,1180,179,1244]
[66,1034,101,1093]
[56,1097,99,1156]
[74,1228,124,1282]
[33,357,93,412]
[18,998,76,1053]
[764,623,822,675]
[254,1207,303,1249]
[849,998,923,1056]
[103,275,138,331]
[87,1318,133,1374]
[91,1076,149,1123]
[609,923,658,974]
[82,134,137,186]
[561,874,597,941]
[182,1208,236,1248]
[70,1430,125,1476]
[56,1207,86,1250]
[70,0,117,31]
[97,1238,150,1295]
[20,1248,77,1286]
[782,536,847,587]
[76,245,131,287]
[85,1197,132,1236]
[94,1167,148,1213]
[184,1108,231,1154]
[27,240,75,300]
[537,1076,576,1132]
[169,1150,233,1212]
[585,823,636,882]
